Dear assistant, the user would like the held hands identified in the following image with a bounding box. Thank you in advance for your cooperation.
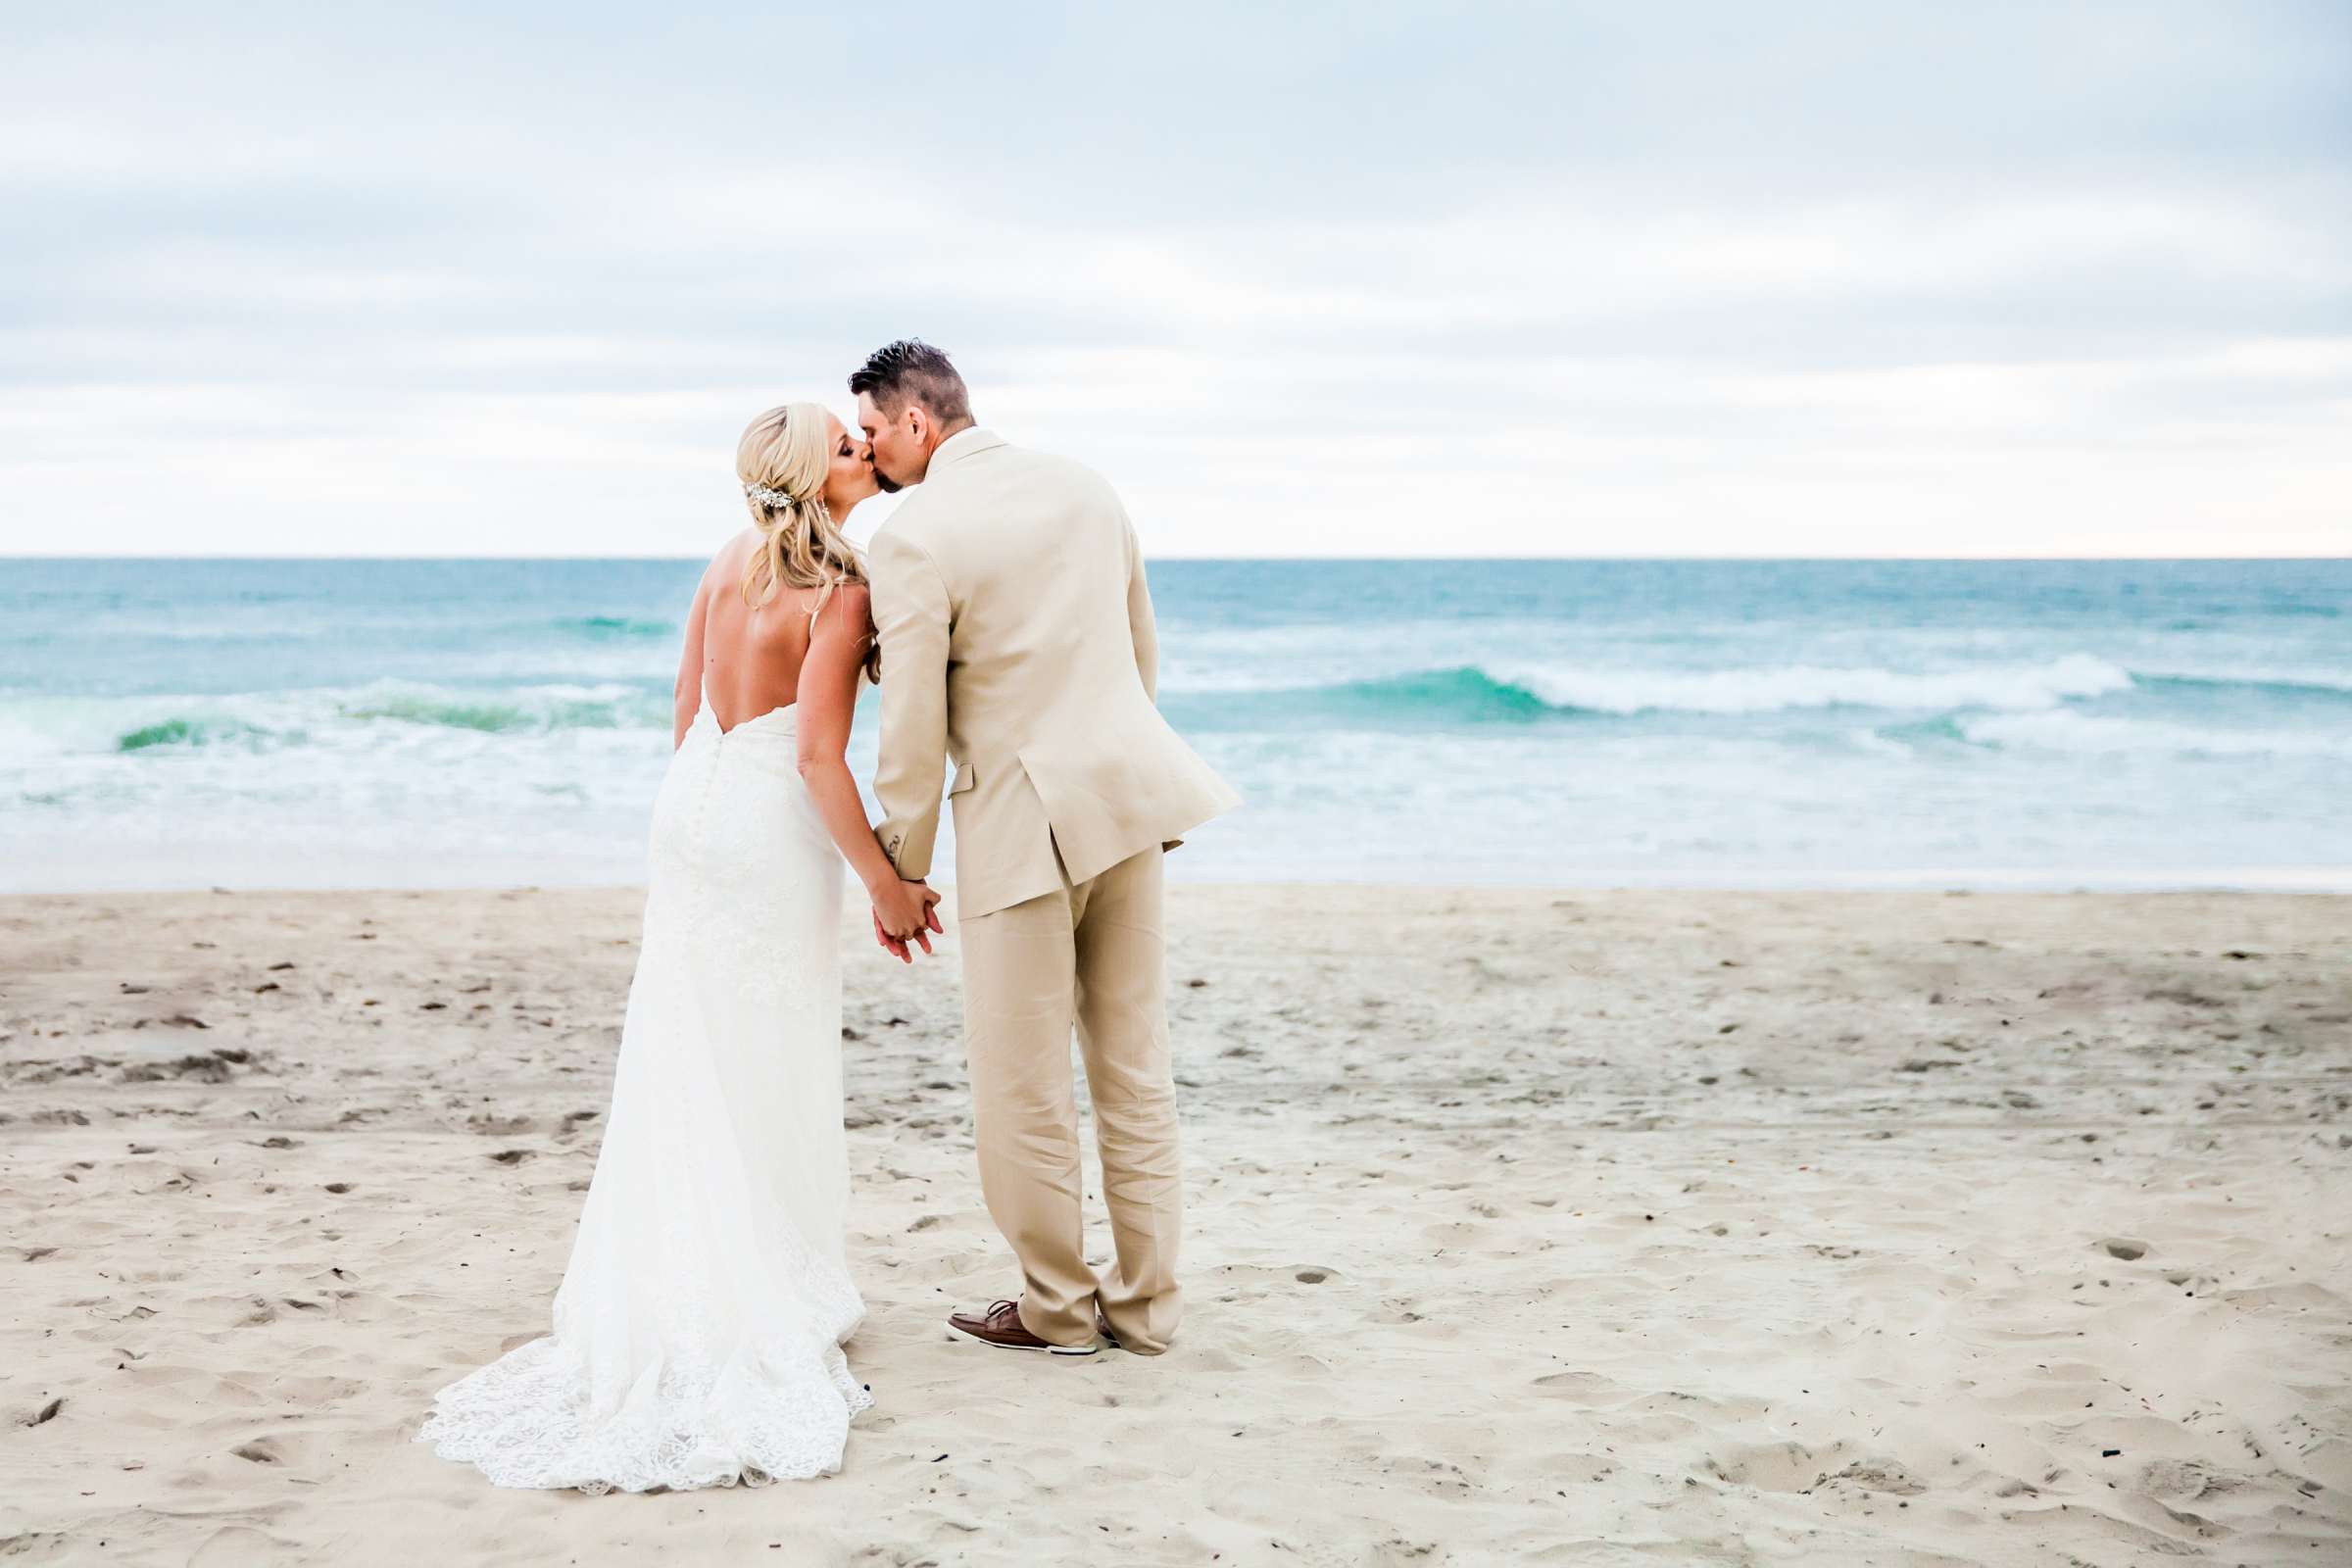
[869,877,945,963]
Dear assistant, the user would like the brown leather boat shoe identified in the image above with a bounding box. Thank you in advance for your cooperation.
[946,1298,1099,1355]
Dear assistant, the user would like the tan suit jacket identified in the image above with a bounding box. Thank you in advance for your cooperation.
[864,429,1240,918]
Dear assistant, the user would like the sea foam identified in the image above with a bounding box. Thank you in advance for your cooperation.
[1494,653,2133,715]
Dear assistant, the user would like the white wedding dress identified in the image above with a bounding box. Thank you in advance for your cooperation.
[417,685,872,1492]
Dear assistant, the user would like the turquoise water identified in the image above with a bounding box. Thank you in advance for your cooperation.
[2,558,2347,891]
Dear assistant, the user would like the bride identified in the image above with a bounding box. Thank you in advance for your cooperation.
[418,403,943,1492]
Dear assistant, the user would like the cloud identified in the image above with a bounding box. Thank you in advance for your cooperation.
[2,1,2347,556]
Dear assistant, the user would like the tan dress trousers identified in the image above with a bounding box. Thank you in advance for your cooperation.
[956,844,1183,1354]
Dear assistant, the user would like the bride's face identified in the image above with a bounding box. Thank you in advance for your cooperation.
[819,412,882,517]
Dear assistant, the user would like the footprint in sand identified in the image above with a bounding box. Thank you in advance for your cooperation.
[2097,1236,2151,1260]
[1702,1438,1860,1493]
[1533,1370,1618,1403]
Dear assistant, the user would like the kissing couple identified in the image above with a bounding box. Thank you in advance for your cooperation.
[416,339,1241,1492]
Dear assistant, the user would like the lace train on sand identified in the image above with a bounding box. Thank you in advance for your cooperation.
[418,1320,872,1494]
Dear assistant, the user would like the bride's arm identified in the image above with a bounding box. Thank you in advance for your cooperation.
[797,586,939,952]
[671,572,712,749]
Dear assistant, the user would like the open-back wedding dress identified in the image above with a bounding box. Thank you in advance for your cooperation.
[418,685,872,1491]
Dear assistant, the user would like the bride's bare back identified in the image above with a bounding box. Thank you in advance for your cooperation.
[683,530,822,732]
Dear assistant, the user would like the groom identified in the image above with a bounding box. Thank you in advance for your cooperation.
[854,340,1240,1357]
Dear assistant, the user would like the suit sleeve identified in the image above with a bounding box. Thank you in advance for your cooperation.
[1122,511,1160,702]
[866,525,953,880]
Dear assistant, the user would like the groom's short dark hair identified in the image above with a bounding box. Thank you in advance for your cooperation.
[850,338,972,423]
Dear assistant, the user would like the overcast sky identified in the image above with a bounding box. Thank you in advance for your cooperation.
[4,2,2347,558]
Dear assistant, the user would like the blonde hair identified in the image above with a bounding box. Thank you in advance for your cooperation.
[735,403,875,679]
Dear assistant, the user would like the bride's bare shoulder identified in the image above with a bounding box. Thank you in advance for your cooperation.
[688,531,759,599]
[813,579,872,631]
[706,528,759,574]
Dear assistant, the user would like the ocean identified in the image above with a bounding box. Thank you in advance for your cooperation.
[2,558,2346,894]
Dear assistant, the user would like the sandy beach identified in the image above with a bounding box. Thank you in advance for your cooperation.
[3,884,2348,1565]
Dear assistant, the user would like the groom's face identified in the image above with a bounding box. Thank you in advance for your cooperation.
[857,391,923,492]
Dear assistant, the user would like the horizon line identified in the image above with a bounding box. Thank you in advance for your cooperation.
[7,553,2350,565]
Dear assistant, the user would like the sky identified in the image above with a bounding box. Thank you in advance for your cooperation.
[3,1,2347,559]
